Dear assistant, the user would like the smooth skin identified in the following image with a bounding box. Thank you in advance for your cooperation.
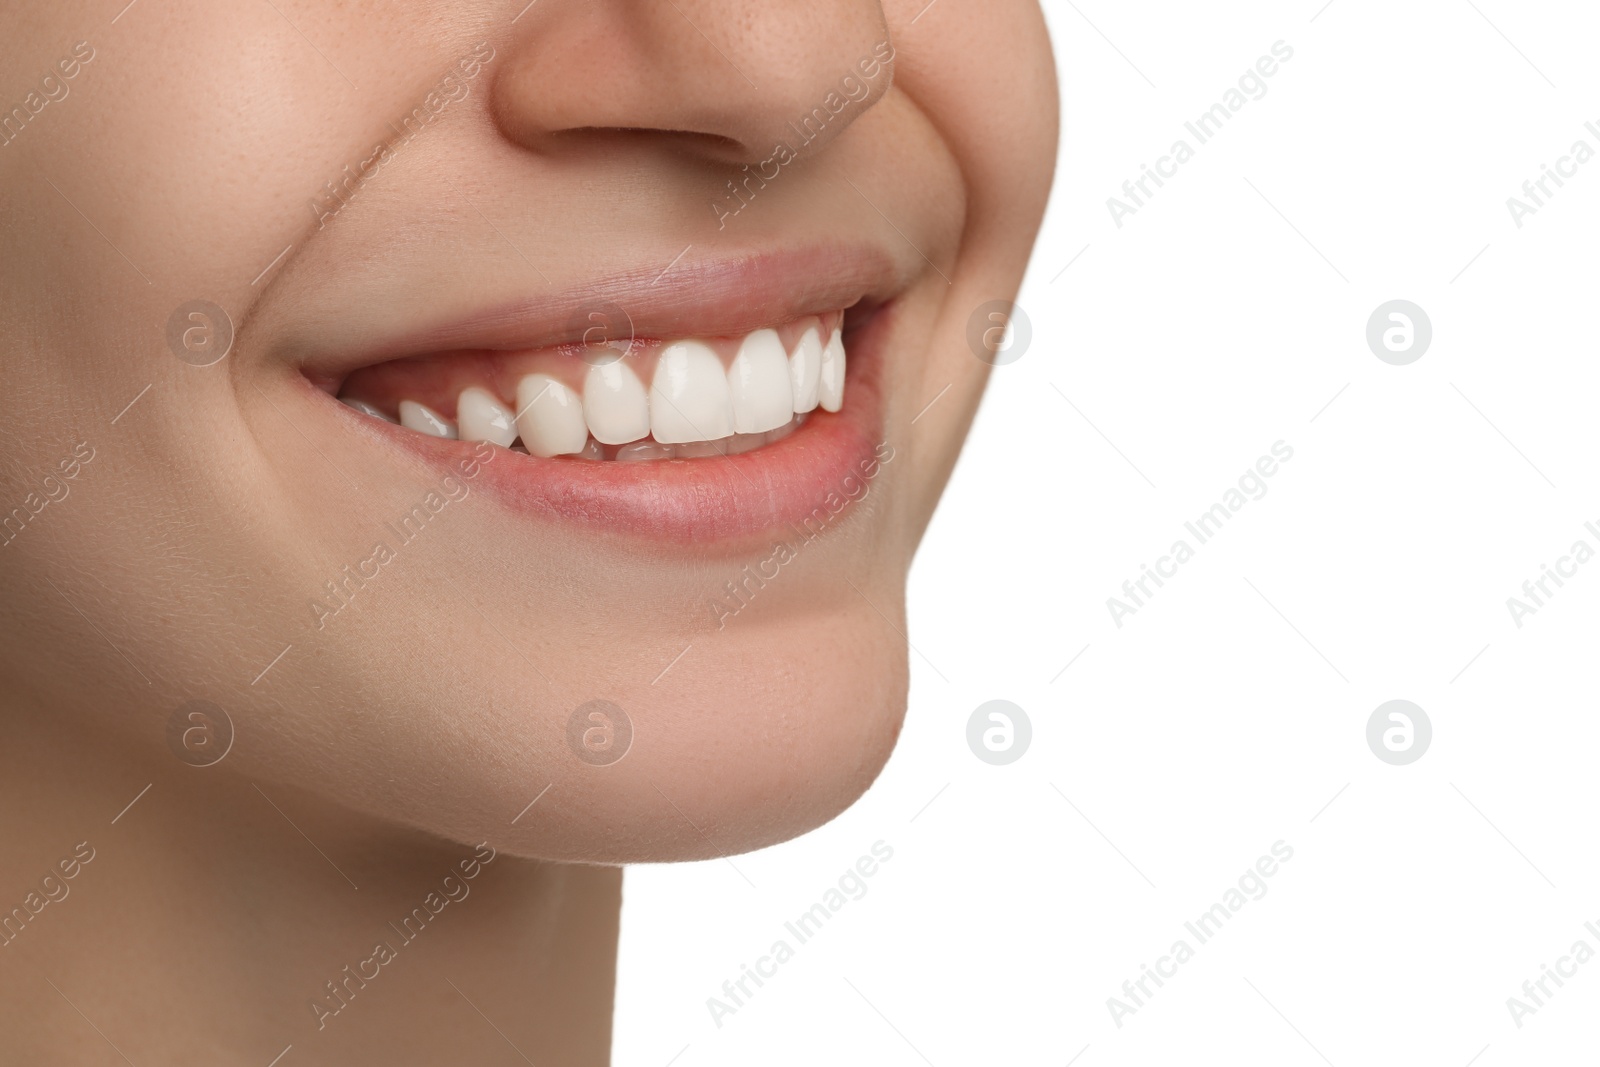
[0,1,1056,1062]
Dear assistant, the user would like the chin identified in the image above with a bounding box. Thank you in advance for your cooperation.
[498,611,908,864]
[514,669,909,863]
[253,598,911,866]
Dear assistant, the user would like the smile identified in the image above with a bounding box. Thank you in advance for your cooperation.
[295,246,903,543]
[337,311,848,461]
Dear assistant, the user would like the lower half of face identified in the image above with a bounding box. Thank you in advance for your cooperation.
[0,0,1057,860]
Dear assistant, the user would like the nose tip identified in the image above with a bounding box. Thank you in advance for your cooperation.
[491,1,894,164]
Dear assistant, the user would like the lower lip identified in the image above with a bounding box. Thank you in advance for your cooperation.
[326,306,892,545]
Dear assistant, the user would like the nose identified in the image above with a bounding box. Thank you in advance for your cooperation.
[491,0,893,164]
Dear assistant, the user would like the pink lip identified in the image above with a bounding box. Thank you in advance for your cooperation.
[299,245,904,544]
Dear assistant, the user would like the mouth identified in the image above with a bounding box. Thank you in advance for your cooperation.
[295,246,902,544]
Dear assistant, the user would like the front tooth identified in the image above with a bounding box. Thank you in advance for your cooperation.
[514,374,587,457]
[399,400,457,439]
[583,361,651,445]
[789,326,823,413]
[818,327,845,413]
[650,340,734,444]
[456,387,518,447]
[728,329,795,434]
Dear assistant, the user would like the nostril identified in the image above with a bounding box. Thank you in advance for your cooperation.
[491,2,894,164]
[545,126,750,164]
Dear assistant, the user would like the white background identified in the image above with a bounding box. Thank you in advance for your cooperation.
[616,2,1600,1063]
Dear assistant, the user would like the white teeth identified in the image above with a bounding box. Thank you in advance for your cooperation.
[515,374,587,457]
[342,397,398,423]
[651,340,734,445]
[818,326,845,413]
[789,326,823,414]
[583,361,651,445]
[456,386,518,447]
[728,329,795,434]
[399,400,457,439]
[376,313,843,458]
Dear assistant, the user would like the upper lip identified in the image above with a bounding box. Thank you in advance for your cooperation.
[292,242,907,384]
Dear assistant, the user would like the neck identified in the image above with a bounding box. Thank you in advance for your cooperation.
[0,712,619,1065]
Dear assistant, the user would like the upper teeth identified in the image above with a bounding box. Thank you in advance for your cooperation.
[397,400,457,439]
[352,318,847,459]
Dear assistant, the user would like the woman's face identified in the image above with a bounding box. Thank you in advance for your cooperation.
[0,1,1055,860]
